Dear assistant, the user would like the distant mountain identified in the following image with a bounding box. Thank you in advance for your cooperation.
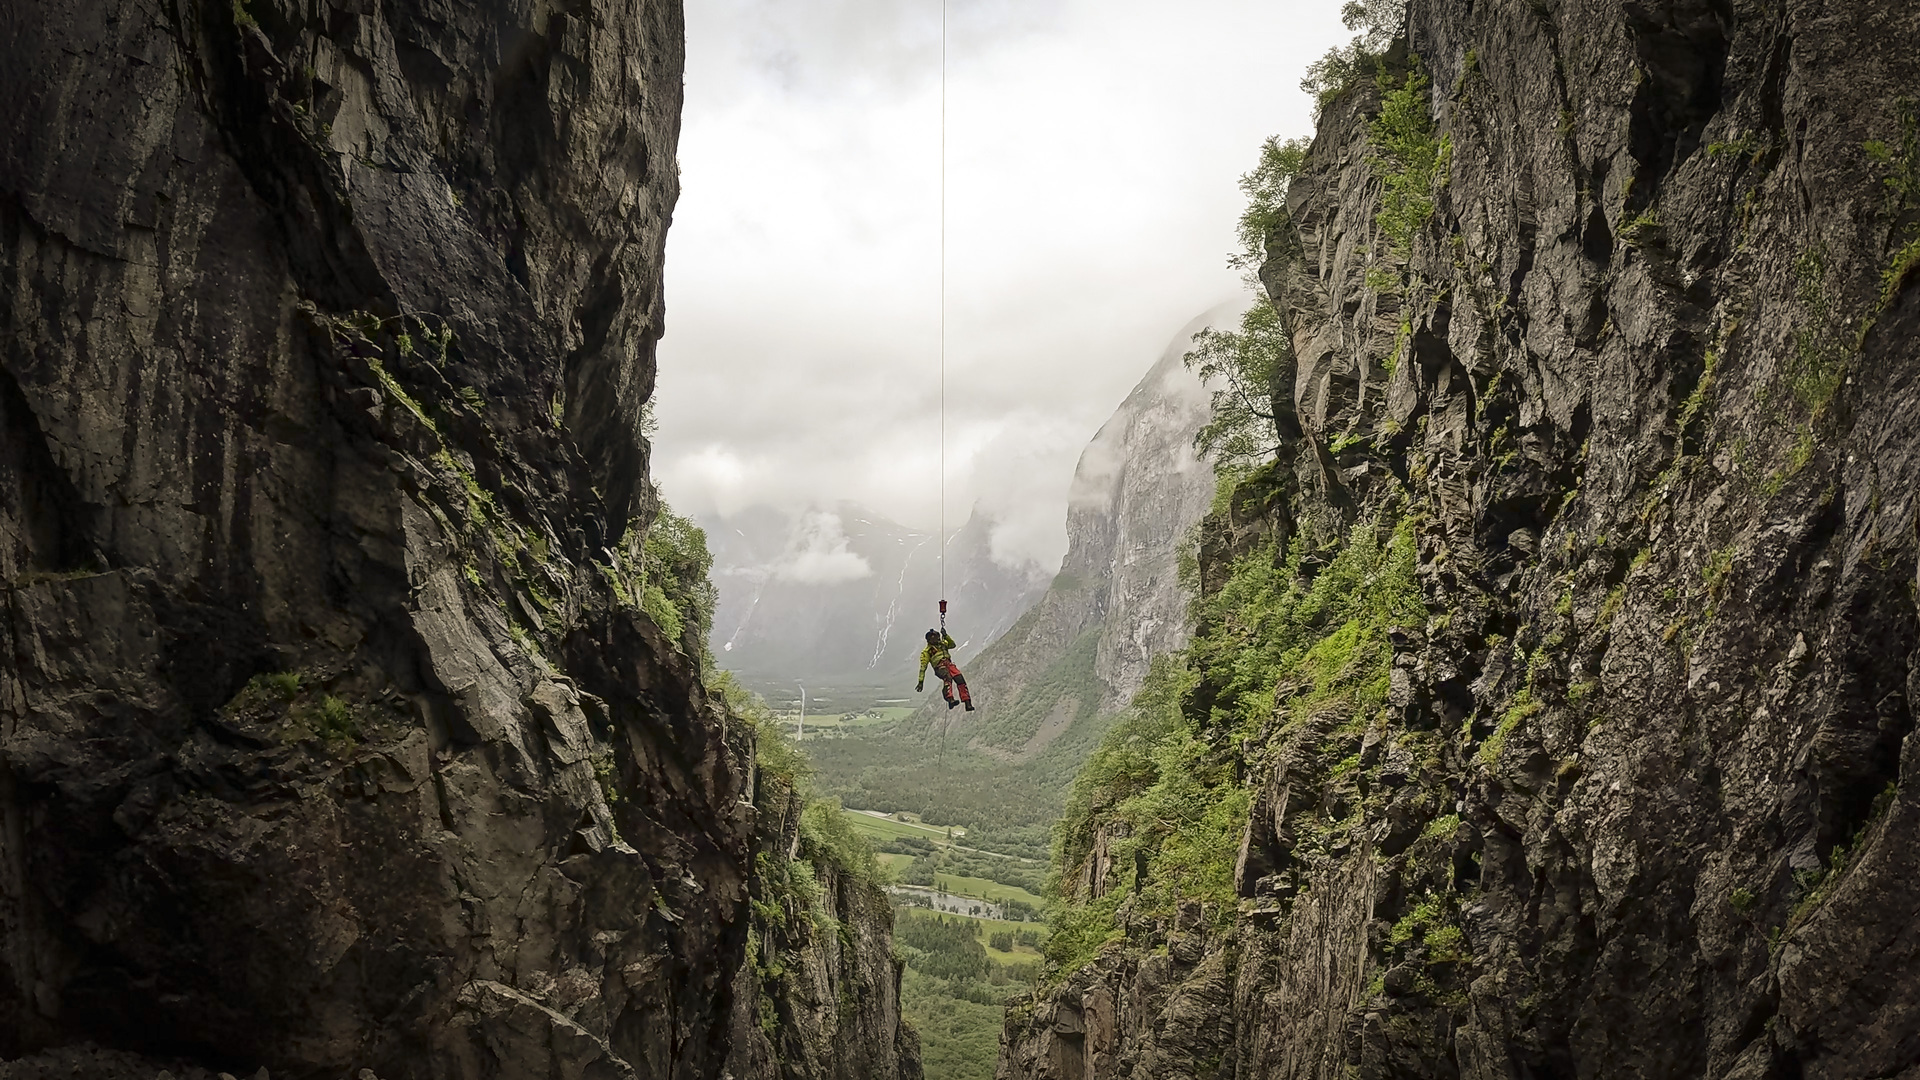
[801,300,1238,856]
[703,503,1048,688]
[948,302,1231,759]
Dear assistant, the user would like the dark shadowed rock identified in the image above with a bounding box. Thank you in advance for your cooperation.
[0,1,913,1078]
[1004,1,1920,1078]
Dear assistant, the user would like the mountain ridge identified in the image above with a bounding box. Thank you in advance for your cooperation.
[705,502,1048,690]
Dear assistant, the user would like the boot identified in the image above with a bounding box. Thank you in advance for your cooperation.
[964,702,975,711]
[947,699,960,710]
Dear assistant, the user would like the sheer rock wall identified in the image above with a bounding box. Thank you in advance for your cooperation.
[727,777,922,1080]
[1004,1,1920,1077]
[0,1,910,1078]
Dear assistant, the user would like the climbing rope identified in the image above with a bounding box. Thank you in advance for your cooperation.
[936,0,950,756]
[937,0,948,624]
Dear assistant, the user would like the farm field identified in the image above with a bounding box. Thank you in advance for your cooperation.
[838,806,1047,910]
[842,809,967,845]
[879,860,1046,913]
[781,706,918,736]
[893,907,1049,951]
[932,873,1044,910]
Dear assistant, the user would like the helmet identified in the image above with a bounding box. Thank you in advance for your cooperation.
[926,629,939,640]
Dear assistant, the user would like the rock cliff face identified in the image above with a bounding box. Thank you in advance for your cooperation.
[958,311,1217,758]
[726,775,920,1080]
[0,1,911,1078]
[1006,1,1920,1078]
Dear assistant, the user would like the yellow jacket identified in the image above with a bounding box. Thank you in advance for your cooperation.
[917,631,957,682]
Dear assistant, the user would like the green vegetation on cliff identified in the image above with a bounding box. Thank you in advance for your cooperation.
[1047,509,1423,974]
[1369,61,1448,260]
[1300,0,1407,115]
[1233,135,1310,271]
[720,670,898,1055]
[639,508,718,647]
[1185,300,1296,464]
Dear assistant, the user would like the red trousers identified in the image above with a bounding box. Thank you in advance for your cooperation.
[934,660,972,706]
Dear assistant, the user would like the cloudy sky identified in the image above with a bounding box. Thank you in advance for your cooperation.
[652,0,1350,570]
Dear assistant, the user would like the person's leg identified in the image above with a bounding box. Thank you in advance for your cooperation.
[939,663,958,706]
[952,668,972,706]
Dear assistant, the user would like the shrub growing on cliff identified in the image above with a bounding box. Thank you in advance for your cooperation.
[1189,520,1422,738]
[642,508,717,648]
[1185,298,1295,466]
[801,797,883,885]
[1233,136,1312,273]
[1370,61,1450,260]
[305,695,361,744]
[1302,0,1409,116]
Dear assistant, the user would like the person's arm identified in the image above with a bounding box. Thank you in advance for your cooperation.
[917,647,930,685]
[941,631,956,650]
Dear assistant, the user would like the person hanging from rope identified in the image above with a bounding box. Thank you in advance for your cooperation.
[916,628,973,711]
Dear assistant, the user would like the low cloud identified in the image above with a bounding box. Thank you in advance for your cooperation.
[772,511,874,584]
[653,1,1348,572]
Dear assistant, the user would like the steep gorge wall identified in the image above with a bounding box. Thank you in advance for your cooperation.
[727,775,921,1080]
[0,1,911,1078]
[1006,1,1920,1078]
